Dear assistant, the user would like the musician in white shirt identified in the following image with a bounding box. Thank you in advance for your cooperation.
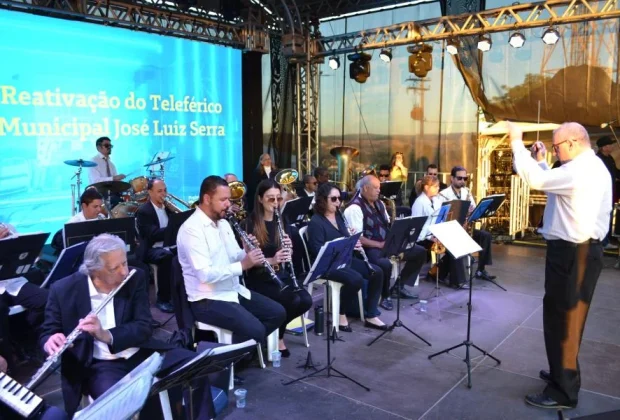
[88,137,126,185]
[66,188,105,224]
[508,121,611,410]
[177,176,286,343]
[436,166,496,282]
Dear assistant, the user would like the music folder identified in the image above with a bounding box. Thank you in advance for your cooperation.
[382,216,427,258]
[429,220,482,260]
[63,218,137,254]
[0,232,50,280]
[302,233,361,286]
[440,200,470,225]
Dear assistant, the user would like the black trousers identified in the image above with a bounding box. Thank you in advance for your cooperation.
[145,247,173,302]
[86,348,214,419]
[190,292,286,344]
[473,229,493,271]
[245,271,313,338]
[350,258,383,318]
[322,267,363,315]
[365,245,426,298]
[543,239,603,405]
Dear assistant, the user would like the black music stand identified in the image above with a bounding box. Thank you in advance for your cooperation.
[368,216,431,347]
[41,241,87,288]
[164,209,195,249]
[284,234,370,391]
[63,218,137,254]
[380,181,402,199]
[440,199,470,225]
[427,220,500,388]
[281,196,313,225]
[0,233,49,280]
[151,340,255,420]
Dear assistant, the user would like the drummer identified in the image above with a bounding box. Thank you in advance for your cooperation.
[88,137,127,206]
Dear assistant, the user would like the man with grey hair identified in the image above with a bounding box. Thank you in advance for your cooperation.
[39,234,211,418]
[508,121,611,410]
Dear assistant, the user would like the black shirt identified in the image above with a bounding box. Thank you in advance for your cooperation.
[596,152,619,181]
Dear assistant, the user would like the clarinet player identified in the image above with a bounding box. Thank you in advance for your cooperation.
[242,180,313,357]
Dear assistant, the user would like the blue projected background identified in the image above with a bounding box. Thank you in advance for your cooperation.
[0,9,242,238]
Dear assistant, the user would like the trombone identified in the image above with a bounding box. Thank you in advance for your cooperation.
[228,180,248,221]
[164,192,191,213]
[275,168,299,200]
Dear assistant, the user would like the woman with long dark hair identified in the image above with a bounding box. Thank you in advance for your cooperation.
[307,183,387,331]
[244,179,313,356]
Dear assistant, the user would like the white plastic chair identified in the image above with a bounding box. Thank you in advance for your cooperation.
[149,264,159,296]
[298,226,365,331]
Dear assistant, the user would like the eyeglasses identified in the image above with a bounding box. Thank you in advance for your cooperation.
[552,139,570,153]
[102,144,113,149]
[266,197,284,203]
[379,173,389,178]
[328,196,341,203]
[455,176,468,181]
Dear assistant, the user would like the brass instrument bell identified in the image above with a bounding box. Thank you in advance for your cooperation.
[228,181,248,220]
[275,168,299,199]
[330,146,359,191]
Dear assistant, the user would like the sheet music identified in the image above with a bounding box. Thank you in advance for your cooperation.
[429,220,482,259]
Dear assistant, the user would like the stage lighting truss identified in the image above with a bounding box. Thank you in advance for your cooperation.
[509,32,526,48]
[477,34,492,52]
[348,51,372,83]
[541,27,561,45]
[328,56,340,69]
[379,48,392,63]
[446,39,459,55]
[407,44,433,78]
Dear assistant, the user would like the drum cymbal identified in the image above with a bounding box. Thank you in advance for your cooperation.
[144,156,175,167]
[89,180,131,194]
[64,159,97,168]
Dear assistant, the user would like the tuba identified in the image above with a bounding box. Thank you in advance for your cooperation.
[275,168,299,200]
[228,181,248,221]
[330,146,359,191]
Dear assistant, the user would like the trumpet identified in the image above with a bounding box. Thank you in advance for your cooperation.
[274,206,302,291]
[27,269,137,391]
[337,208,376,276]
[225,212,288,291]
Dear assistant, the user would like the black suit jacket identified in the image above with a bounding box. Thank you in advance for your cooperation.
[136,201,174,261]
[306,213,349,260]
[39,268,173,415]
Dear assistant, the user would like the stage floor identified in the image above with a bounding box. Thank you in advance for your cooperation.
[16,244,620,419]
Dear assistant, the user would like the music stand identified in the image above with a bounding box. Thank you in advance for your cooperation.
[163,209,195,249]
[441,199,470,225]
[284,234,370,392]
[281,196,313,225]
[368,216,431,347]
[0,233,49,280]
[63,218,137,255]
[380,181,402,199]
[427,221,500,388]
[151,340,255,420]
[41,241,87,288]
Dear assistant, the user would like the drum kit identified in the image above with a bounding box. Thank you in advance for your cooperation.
[64,155,176,219]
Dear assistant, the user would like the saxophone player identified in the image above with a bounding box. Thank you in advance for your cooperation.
[344,175,426,310]
[436,166,496,282]
[242,180,313,357]
[135,179,175,313]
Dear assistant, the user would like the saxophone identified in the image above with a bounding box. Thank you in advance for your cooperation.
[380,194,396,225]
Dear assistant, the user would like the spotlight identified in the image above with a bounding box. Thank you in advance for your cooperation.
[328,56,340,70]
[379,48,392,63]
[477,34,492,52]
[446,39,459,55]
[509,32,526,48]
[347,52,372,83]
[542,27,560,45]
[407,44,433,78]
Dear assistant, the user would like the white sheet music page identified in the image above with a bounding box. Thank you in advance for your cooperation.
[429,220,482,259]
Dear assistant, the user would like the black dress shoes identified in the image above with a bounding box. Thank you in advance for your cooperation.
[525,393,576,409]
[280,348,291,358]
[156,301,174,313]
[380,298,394,311]
[364,321,388,331]
[338,324,353,333]
[539,370,551,383]
[391,286,418,300]
[475,270,497,281]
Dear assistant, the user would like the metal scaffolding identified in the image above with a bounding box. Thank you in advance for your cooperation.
[294,41,320,176]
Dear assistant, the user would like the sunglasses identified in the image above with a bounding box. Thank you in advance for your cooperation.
[427,173,438,176]
[102,144,113,149]
[455,176,468,181]
[379,173,389,177]
[328,196,341,203]
[266,197,284,203]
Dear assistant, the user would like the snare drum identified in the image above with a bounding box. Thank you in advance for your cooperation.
[111,202,139,219]
[129,176,149,202]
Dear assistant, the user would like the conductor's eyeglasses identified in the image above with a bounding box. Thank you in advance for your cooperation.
[552,139,570,153]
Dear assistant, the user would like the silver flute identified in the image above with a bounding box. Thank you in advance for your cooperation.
[225,212,288,291]
[337,208,376,276]
[274,206,302,291]
[27,269,137,390]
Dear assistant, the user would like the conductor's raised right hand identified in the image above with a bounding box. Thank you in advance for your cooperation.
[44,333,67,356]
[241,248,265,270]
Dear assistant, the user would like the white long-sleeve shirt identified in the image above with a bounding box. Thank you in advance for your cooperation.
[511,139,611,242]
[176,207,250,303]
[411,193,437,242]
[88,153,118,184]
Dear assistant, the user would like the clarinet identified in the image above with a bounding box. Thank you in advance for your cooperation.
[27,269,137,390]
[225,212,288,291]
[337,208,376,275]
[274,206,302,291]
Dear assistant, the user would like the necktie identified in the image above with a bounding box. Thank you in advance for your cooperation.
[104,157,111,177]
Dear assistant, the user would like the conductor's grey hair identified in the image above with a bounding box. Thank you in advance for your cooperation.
[79,233,127,276]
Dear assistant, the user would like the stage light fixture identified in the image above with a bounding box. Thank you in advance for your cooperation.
[407,44,433,78]
[446,39,459,55]
[328,56,340,70]
[379,48,392,63]
[509,32,526,48]
[477,34,492,52]
[542,27,560,45]
[348,51,372,83]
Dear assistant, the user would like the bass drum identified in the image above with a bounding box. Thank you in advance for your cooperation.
[129,176,149,202]
[111,202,139,219]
